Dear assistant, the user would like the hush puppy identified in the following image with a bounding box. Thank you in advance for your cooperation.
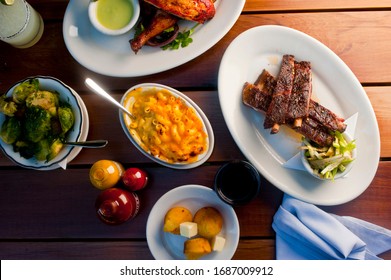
[193,207,223,238]
[184,237,212,260]
[163,206,192,234]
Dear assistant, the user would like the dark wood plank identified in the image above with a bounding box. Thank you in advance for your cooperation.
[1,239,389,260]
[1,162,390,239]
[0,241,155,260]
[25,0,391,18]
[2,12,391,91]
[366,86,391,158]
[244,0,391,11]
[0,165,283,239]
[0,239,277,260]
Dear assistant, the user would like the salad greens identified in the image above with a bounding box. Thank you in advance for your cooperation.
[162,23,199,50]
[302,131,356,180]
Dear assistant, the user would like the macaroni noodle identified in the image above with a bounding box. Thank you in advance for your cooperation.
[123,87,208,164]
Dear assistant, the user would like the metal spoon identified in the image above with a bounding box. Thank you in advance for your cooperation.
[64,140,108,148]
[85,78,136,119]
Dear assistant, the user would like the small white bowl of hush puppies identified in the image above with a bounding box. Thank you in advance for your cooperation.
[146,185,240,260]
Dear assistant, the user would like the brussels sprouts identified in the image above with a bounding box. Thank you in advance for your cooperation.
[0,95,18,117]
[0,117,21,144]
[47,138,64,162]
[13,140,35,159]
[24,106,52,143]
[58,106,75,134]
[12,78,39,104]
[1,78,77,162]
[34,139,51,161]
[25,90,59,116]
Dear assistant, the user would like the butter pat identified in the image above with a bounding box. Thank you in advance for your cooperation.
[180,222,198,238]
[211,235,226,251]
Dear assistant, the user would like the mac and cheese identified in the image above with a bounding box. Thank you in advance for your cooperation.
[123,87,208,164]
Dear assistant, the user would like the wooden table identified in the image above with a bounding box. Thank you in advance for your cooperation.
[1,0,391,260]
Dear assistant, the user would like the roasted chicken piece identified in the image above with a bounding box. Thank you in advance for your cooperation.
[130,9,178,53]
[144,0,216,23]
[130,0,216,53]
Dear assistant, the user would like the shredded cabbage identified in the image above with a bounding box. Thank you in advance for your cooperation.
[302,131,356,180]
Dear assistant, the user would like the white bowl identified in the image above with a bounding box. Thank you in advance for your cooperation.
[146,185,240,260]
[88,0,140,36]
[0,76,83,170]
[119,83,214,169]
[301,132,357,180]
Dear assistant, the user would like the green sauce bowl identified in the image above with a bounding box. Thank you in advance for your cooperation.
[88,0,140,36]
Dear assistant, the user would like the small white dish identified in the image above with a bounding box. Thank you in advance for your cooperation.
[119,83,214,169]
[301,132,357,180]
[0,76,86,170]
[146,185,240,260]
[88,0,140,36]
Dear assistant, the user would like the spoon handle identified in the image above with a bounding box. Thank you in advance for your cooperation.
[65,140,108,148]
[85,78,135,119]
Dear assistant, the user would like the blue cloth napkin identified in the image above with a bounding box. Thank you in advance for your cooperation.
[272,194,391,260]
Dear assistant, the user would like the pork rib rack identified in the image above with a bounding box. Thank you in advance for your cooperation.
[242,57,347,147]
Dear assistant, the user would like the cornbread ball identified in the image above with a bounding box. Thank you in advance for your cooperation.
[193,207,223,238]
[184,237,212,260]
[163,206,192,234]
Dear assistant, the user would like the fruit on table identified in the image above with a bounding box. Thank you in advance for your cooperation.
[89,160,125,190]
[163,206,192,234]
[193,207,223,238]
[122,167,148,191]
[184,237,212,260]
[95,188,140,225]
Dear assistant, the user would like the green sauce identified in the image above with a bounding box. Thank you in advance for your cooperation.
[96,0,133,30]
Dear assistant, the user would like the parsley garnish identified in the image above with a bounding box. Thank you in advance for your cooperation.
[162,23,199,50]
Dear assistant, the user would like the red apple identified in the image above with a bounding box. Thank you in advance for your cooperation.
[122,167,148,191]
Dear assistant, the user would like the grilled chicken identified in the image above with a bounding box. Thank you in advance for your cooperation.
[130,9,178,53]
[144,0,216,23]
[131,0,216,53]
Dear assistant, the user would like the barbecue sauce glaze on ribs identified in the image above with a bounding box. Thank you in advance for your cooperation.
[287,60,312,128]
[242,56,346,147]
[265,54,295,133]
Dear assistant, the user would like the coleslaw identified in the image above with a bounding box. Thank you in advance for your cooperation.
[302,131,356,180]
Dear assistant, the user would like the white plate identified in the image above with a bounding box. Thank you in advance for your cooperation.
[62,0,245,77]
[218,25,380,206]
[146,185,240,260]
[119,83,214,169]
